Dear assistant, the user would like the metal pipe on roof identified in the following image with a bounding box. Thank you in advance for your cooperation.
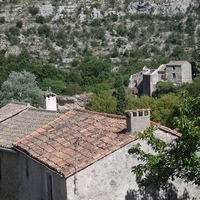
[0,146,18,153]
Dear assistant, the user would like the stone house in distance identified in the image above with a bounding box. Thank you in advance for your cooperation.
[128,61,192,96]
[0,99,200,199]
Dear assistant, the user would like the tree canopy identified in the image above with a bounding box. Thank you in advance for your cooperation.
[128,92,200,191]
[0,70,43,107]
[87,91,117,114]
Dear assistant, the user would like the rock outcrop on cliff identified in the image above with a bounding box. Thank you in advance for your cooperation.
[0,0,199,68]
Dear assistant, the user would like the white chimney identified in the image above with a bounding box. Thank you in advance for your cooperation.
[125,109,150,134]
[43,89,57,111]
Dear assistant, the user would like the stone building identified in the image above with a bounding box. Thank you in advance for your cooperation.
[0,102,200,199]
[128,61,192,96]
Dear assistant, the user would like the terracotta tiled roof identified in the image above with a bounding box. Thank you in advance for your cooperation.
[0,102,64,148]
[14,109,137,178]
[151,121,181,137]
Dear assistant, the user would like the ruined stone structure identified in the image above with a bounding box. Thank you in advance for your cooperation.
[128,61,192,96]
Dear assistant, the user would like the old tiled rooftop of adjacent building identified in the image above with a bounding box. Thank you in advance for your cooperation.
[14,109,137,178]
[166,60,189,66]
[0,102,64,148]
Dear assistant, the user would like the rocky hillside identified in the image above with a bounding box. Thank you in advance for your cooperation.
[0,0,200,69]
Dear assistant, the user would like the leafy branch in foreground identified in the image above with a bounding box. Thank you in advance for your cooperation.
[128,92,200,190]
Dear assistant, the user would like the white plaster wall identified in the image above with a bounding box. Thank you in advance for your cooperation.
[66,129,200,200]
[66,142,139,200]
[44,96,57,111]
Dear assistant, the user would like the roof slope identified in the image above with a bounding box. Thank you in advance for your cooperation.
[14,109,136,178]
[0,102,30,122]
[0,102,63,148]
[166,61,189,66]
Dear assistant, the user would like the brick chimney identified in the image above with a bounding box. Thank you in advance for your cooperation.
[125,109,150,134]
[43,88,57,111]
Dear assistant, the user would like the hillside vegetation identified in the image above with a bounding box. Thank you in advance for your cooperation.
[0,0,200,67]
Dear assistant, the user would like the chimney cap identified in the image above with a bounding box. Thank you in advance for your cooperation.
[125,108,151,114]
[43,87,56,98]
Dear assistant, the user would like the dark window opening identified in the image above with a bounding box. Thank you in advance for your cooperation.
[172,73,176,79]
[0,157,1,179]
[133,112,137,117]
[26,158,29,178]
[46,172,53,200]
[139,111,143,116]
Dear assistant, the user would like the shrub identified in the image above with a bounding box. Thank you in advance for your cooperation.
[8,26,20,36]
[22,27,36,37]
[91,18,102,27]
[29,6,39,16]
[54,29,68,47]
[9,36,20,45]
[16,20,23,28]
[171,46,184,59]
[116,24,127,36]
[35,15,46,24]
[110,13,118,22]
[38,24,51,37]
[0,17,5,24]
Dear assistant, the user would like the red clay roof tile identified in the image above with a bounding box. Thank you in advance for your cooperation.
[13,109,136,178]
[13,109,181,178]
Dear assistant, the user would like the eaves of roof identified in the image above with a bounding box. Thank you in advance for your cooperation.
[13,109,181,179]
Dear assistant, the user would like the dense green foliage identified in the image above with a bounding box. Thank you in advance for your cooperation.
[126,94,180,128]
[115,77,127,115]
[0,70,43,107]
[128,93,200,191]
[152,80,179,98]
[87,91,117,114]
[0,47,199,130]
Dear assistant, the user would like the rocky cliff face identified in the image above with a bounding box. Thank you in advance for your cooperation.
[0,0,199,68]
[128,0,196,15]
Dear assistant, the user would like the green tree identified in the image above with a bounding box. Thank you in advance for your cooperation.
[152,80,178,98]
[39,78,65,94]
[171,46,184,59]
[128,92,200,191]
[182,77,200,97]
[185,17,195,36]
[126,94,180,127]
[91,83,111,94]
[115,77,126,115]
[0,70,43,107]
[87,91,117,114]
[81,57,112,86]
[64,82,82,96]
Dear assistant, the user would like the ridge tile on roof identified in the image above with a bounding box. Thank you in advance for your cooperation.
[14,109,136,178]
